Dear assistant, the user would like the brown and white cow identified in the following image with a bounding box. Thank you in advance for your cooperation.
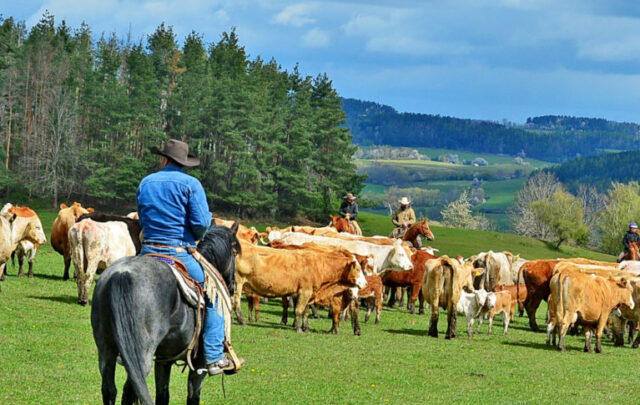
[233,240,367,332]
[493,283,527,319]
[0,204,47,280]
[550,264,635,353]
[51,202,93,280]
[382,249,438,314]
[69,219,136,305]
[422,256,474,339]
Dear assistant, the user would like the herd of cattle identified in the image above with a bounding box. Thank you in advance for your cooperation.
[2,201,640,353]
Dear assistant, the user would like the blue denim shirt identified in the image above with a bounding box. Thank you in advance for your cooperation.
[136,164,212,247]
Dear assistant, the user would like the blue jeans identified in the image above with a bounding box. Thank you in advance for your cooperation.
[140,245,226,364]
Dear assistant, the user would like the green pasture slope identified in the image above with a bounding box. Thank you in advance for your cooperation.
[0,210,626,404]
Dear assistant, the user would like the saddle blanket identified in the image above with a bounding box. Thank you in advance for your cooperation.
[152,255,205,307]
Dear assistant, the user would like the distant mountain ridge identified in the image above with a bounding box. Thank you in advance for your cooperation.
[343,98,640,162]
[549,150,640,192]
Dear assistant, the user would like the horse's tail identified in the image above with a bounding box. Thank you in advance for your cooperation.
[109,271,153,405]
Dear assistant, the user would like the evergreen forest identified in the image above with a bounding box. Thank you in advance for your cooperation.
[0,14,363,220]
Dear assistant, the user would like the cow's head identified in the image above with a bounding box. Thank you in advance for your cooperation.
[458,261,476,293]
[343,257,367,289]
[24,216,47,245]
[473,289,488,311]
[386,239,413,271]
[485,292,497,310]
[615,277,635,310]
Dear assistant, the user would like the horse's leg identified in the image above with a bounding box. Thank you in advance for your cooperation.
[121,378,139,405]
[98,351,118,405]
[187,369,207,405]
[154,361,172,405]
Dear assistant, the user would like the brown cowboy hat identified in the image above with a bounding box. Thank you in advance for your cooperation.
[343,193,357,201]
[150,139,200,167]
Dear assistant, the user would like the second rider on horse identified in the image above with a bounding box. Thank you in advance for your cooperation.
[136,139,242,376]
[339,193,362,235]
[620,222,640,262]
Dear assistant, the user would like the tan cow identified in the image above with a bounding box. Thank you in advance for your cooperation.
[472,251,515,291]
[214,217,261,244]
[51,202,93,280]
[550,264,635,352]
[422,256,474,339]
[69,219,136,306]
[233,240,367,332]
[0,204,47,280]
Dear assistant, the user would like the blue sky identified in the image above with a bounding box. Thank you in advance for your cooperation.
[5,0,640,123]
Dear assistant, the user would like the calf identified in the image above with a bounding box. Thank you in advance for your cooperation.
[11,240,38,279]
[456,289,488,337]
[494,284,527,320]
[478,291,514,336]
[359,274,383,324]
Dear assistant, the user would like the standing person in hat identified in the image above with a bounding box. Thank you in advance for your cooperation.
[620,222,640,261]
[339,193,362,235]
[390,197,416,239]
[136,138,241,376]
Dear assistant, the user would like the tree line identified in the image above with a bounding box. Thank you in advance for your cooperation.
[0,14,363,220]
[548,150,640,193]
[343,98,640,162]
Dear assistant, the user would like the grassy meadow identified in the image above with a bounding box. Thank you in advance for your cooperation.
[357,147,556,231]
[0,209,625,404]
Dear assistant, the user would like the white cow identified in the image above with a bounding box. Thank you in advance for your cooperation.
[456,289,489,337]
[473,251,516,291]
[69,219,136,306]
[278,232,413,274]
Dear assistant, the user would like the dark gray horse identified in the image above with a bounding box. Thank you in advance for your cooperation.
[91,223,240,405]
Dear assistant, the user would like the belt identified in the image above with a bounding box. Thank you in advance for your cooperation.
[143,242,186,253]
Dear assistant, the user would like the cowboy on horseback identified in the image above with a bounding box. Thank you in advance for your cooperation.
[137,139,241,376]
[620,222,640,262]
[390,197,416,239]
[339,193,362,235]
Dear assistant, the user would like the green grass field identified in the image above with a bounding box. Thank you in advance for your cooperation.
[0,210,623,404]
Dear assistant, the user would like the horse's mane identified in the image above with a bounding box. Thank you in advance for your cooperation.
[197,225,240,288]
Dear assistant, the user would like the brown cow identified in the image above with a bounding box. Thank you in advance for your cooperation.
[382,250,438,314]
[494,284,527,320]
[51,202,93,280]
[518,258,617,331]
[550,267,634,353]
[233,240,367,332]
[422,256,474,339]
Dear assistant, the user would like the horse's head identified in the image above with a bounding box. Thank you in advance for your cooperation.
[330,215,351,233]
[417,219,435,241]
[197,222,242,295]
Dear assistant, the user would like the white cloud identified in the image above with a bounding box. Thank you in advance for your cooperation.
[341,14,389,36]
[302,28,329,47]
[272,3,316,27]
[366,36,471,56]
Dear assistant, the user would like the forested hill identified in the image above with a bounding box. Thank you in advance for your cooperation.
[343,98,640,162]
[0,14,363,220]
[549,150,640,192]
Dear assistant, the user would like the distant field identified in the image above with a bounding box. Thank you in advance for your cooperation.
[416,147,552,168]
[476,178,526,212]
